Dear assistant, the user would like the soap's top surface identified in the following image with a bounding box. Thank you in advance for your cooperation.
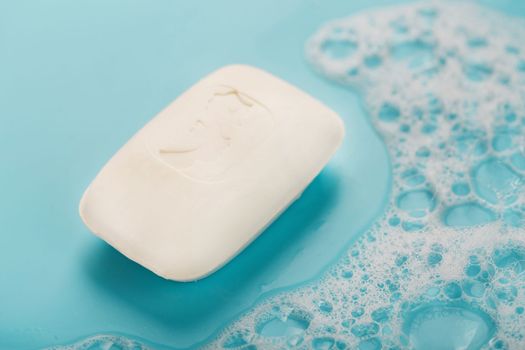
[79,64,344,281]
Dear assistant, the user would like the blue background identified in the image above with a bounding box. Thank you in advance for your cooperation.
[1,0,524,349]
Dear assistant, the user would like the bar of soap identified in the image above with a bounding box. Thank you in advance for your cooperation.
[79,65,344,281]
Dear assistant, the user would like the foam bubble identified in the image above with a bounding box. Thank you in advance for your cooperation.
[402,302,496,350]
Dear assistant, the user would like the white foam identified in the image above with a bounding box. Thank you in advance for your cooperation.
[45,334,151,350]
[208,2,525,349]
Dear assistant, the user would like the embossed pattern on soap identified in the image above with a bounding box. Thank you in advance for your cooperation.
[146,85,275,183]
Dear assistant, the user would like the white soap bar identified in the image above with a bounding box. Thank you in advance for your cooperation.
[80,65,344,281]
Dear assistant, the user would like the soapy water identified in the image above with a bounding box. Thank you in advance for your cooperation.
[49,1,525,349]
[45,335,150,350]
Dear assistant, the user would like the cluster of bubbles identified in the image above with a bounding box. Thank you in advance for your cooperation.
[205,2,525,349]
[53,1,525,349]
[46,334,149,350]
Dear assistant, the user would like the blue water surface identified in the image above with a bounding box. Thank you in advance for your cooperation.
[0,0,524,349]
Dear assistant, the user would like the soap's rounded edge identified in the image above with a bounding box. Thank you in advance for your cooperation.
[78,187,214,283]
[159,266,216,282]
[78,186,98,235]
[151,244,228,282]
[159,247,250,282]
[329,110,346,149]
[78,186,162,280]
[146,260,214,283]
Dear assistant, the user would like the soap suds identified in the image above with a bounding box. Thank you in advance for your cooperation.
[45,334,150,350]
[52,1,525,349]
[205,2,525,349]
